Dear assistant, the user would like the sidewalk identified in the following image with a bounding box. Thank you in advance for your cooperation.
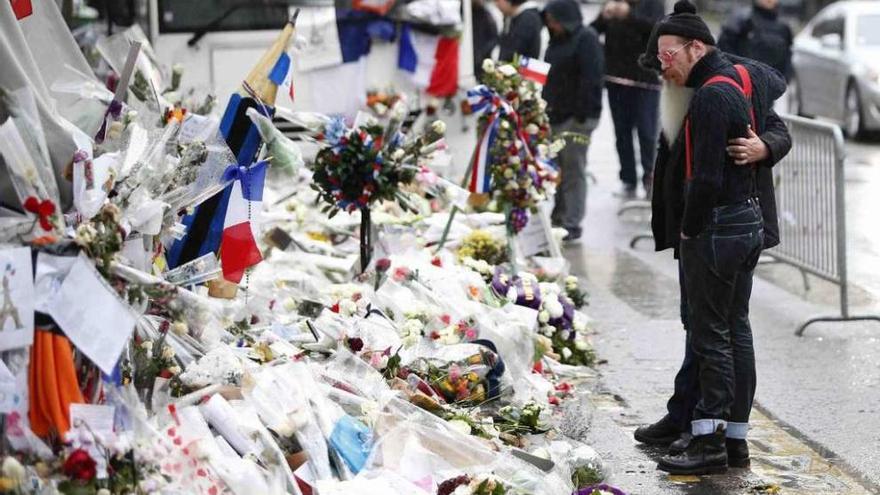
[565,104,880,494]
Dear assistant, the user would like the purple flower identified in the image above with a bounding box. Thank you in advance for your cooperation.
[575,484,627,495]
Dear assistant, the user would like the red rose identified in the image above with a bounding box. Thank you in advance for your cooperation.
[62,448,97,481]
[375,258,392,272]
[347,337,364,353]
[431,256,442,267]
[392,266,411,282]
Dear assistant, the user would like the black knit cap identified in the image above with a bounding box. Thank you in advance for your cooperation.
[655,0,715,46]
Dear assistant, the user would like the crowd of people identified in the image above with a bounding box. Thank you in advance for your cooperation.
[472,0,797,476]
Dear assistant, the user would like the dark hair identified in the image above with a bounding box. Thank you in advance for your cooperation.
[508,0,529,6]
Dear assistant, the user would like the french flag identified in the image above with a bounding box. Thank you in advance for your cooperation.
[398,25,459,98]
[220,161,268,283]
[518,57,550,86]
[468,120,495,194]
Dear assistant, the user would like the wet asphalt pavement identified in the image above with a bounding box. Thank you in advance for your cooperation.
[561,102,880,494]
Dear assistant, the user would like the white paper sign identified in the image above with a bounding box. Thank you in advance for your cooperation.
[48,255,138,374]
[0,247,35,351]
[0,359,25,413]
[295,7,343,72]
[516,202,561,259]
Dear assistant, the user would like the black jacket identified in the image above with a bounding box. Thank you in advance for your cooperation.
[472,2,499,80]
[591,0,664,86]
[498,7,542,61]
[717,4,793,80]
[542,0,604,124]
[651,52,791,253]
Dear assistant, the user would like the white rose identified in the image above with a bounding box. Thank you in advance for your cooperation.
[391,148,405,160]
[162,346,175,360]
[283,298,298,312]
[526,123,539,135]
[341,299,358,316]
[546,300,564,319]
[565,275,578,286]
[575,339,589,351]
[168,365,182,375]
[499,64,517,76]
[541,325,555,337]
[171,321,188,336]
[503,168,515,179]
[97,489,112,495]
[448,419,472,435]
[141,340,153,351]
[431,119,447,135]
[501,120,510,129]
[559,330,571,341]
[561,347,573,360]
[2,456,25,481]
[509,156,521,165]
[373,102,388,115]
[538,310,550,324]
[482,58,496,73]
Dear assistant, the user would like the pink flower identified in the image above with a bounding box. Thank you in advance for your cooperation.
[392,266,411,282]
[440,314,451,325]
[465,328,477,340]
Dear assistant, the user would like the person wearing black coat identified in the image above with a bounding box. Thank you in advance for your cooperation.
[472,0,499,81]
[496,0,542,62]
[592,0,666,199]
[717,0,793,80]
[542,0,604,243]
[632,0,792,475]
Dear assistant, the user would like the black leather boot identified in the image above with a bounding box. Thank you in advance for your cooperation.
[668,432,693,455]
[634,415,682,446]
[657,425,728,475]
[726,439,750,468]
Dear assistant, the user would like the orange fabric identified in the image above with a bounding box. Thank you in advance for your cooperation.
[28,330,84,438]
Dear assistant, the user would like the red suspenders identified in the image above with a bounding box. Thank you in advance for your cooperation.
[684,64,757,181]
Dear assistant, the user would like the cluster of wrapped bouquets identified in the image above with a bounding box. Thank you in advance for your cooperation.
[0,13,627,495]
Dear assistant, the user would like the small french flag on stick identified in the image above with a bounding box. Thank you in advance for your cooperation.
[518,57,550,86]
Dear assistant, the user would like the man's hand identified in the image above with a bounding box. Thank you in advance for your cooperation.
[726,126,769,165]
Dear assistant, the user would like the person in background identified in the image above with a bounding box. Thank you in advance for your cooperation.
[472,0,499,81]
[496,0,542,62]
[592,0,665,200]
[718,0,793,81]
[543,0,604,244]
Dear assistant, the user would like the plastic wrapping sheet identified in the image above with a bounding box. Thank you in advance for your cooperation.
[95,26,168,110]
[0,87,62,209]
[49,64,113,135]
[320,347,393,402]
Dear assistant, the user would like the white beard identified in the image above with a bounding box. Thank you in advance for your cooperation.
[659,81,695,141]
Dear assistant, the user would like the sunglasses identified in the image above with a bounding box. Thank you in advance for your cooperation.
[657,40,694,63]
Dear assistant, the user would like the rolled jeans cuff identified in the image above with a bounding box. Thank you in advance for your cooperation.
[691,419,727,436]
[726,422,749,439]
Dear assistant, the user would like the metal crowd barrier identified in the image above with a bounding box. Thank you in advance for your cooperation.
[771,114,880,335]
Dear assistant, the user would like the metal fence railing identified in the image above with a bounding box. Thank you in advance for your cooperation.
[770,115,880,335]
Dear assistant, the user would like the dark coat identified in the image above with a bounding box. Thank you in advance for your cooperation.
[651,52,791,253]
[498,7,542,62]
[542,0,604,124]
[717,4,793,80]
[472,2,499,80]
[590,0,665,86]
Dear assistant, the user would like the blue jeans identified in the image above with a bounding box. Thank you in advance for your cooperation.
[677,199,763,436]
[607,83,659,189]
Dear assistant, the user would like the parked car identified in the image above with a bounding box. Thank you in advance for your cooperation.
[789,0,880,138]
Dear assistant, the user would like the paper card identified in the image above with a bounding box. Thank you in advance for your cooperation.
[69,404,115,435]
[0,247,34,351]
[294,7,343,72]
[516,201,560,259]
[34,253,77,315]
[47,255,138,374]
[11,0,33,19]
[0,359,25,414]
[178,114,215,144]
